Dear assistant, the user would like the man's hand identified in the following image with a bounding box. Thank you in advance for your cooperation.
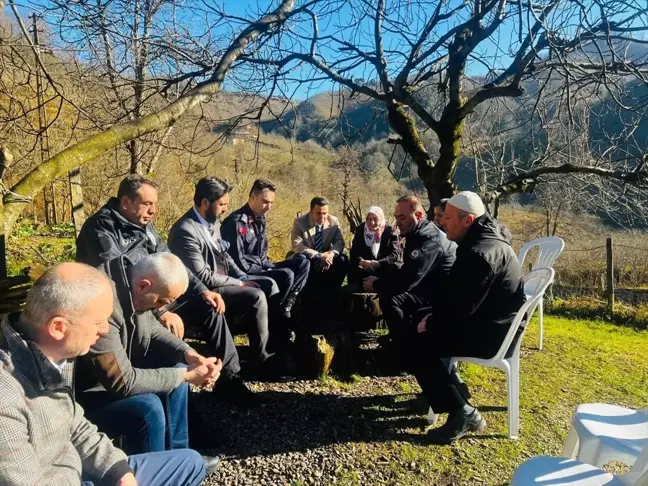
[158,311,184,338]
[359,259,380,272]
[362,276,378,292]
[417,314,431,334]
[184,350,222,385]
[240,280,261,289]
[201,290,226,314]
[117,473,137,486]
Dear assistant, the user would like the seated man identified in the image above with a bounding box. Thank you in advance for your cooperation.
[222,178,309,320]
[76,253,221,473]
[412,191,526,444]
[169,176,289,374]
[363,196,455,358]
[0,262,205,486]
[291,196,348,293]
[76,174,255,406]
[432,198,449,230]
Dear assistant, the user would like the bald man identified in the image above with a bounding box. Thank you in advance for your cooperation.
[76,253,221,473]
[0,262,205,486]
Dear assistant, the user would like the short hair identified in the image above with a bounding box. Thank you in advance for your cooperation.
[131,253,189,292]
[396,195,424,214]
[249,178,276,197]
[117,174,158,200]
[21,263,110,336]
[194,176,232,206]
[436,198,449,211]
[310,196,329,210]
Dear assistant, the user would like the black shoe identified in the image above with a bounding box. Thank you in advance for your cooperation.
[203,456,221,475]
[282,293,298,319]
[426,408,486,445]
[213,375,261,409]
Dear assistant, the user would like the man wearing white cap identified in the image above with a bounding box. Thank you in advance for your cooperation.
[411,191,526,444]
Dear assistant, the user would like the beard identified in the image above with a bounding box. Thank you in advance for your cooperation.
[206,203,220,224]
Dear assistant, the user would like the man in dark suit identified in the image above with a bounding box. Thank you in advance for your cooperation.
[222,179,309,320]
[291,196,349,293]
[169,177,290,375]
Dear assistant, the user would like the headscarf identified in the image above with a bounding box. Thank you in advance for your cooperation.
[364,206,385,258]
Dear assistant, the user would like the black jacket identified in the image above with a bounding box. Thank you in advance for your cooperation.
[374,219,456,297]
[350,223,400,267]
[76,198,207,295]
[429,214,526,332]
[221,204,274,274]
[168,208,247,290]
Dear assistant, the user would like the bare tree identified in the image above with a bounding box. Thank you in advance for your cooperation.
[241,0,648,208]
[0,0,297,234]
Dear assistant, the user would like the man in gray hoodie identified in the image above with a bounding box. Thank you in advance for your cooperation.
[0,262,205,485]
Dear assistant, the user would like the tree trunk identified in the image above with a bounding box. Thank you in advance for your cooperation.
[386,102,458,209]
[68,167,86,235]
[128,140,141,174]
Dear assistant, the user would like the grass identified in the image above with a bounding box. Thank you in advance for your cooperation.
[330,316,648,486]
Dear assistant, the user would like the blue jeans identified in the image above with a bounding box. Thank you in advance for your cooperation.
[82,449,205,486]
[80,364,189,454]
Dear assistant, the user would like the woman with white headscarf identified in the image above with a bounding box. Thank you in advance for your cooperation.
[348,205,400,287]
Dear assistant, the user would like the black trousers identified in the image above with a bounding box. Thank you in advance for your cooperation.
[410,322,510,413]
[295,252,349,294]
[250,257,310,304]
[216,278,274,364]
[174,292,240,379]
[379,291,431,361]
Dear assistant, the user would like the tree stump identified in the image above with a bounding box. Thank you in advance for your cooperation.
[337,287,384,332]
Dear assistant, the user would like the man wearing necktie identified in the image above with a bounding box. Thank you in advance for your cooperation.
[169,177,294,381]
[291,196,348,295]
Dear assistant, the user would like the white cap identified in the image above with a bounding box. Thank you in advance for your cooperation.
[448,191,485,217]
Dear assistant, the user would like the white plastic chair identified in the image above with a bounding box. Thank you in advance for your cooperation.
[511,441,648,485]
[562,403,648,468]
[439,268,555,439]
[518,236,565,350]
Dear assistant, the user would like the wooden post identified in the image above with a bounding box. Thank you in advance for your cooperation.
[606,237,614,314]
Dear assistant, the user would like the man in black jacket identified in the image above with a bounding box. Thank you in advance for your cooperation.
[412,191,526,444]
[169,177,291,375]
[76,174,256,407]
[363,196,456,357]
[222,179,309,319]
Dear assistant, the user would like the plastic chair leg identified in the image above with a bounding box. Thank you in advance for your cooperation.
[562,423,579,458]
[538,298,544,350]
[577,438,603,467]
[506,358,520,439]
[427,407,438,426]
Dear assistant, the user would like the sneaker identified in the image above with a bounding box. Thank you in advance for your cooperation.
[213,375,261,409]
[426,408,486,445]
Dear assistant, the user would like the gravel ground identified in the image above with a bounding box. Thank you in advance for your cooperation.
[189,336,433,486]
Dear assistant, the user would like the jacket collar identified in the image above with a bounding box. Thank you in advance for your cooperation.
[103,198,151,235]
[0,314,67,392]
[240,203,264,225]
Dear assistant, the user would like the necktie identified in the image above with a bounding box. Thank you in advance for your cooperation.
[314,225,324,252]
